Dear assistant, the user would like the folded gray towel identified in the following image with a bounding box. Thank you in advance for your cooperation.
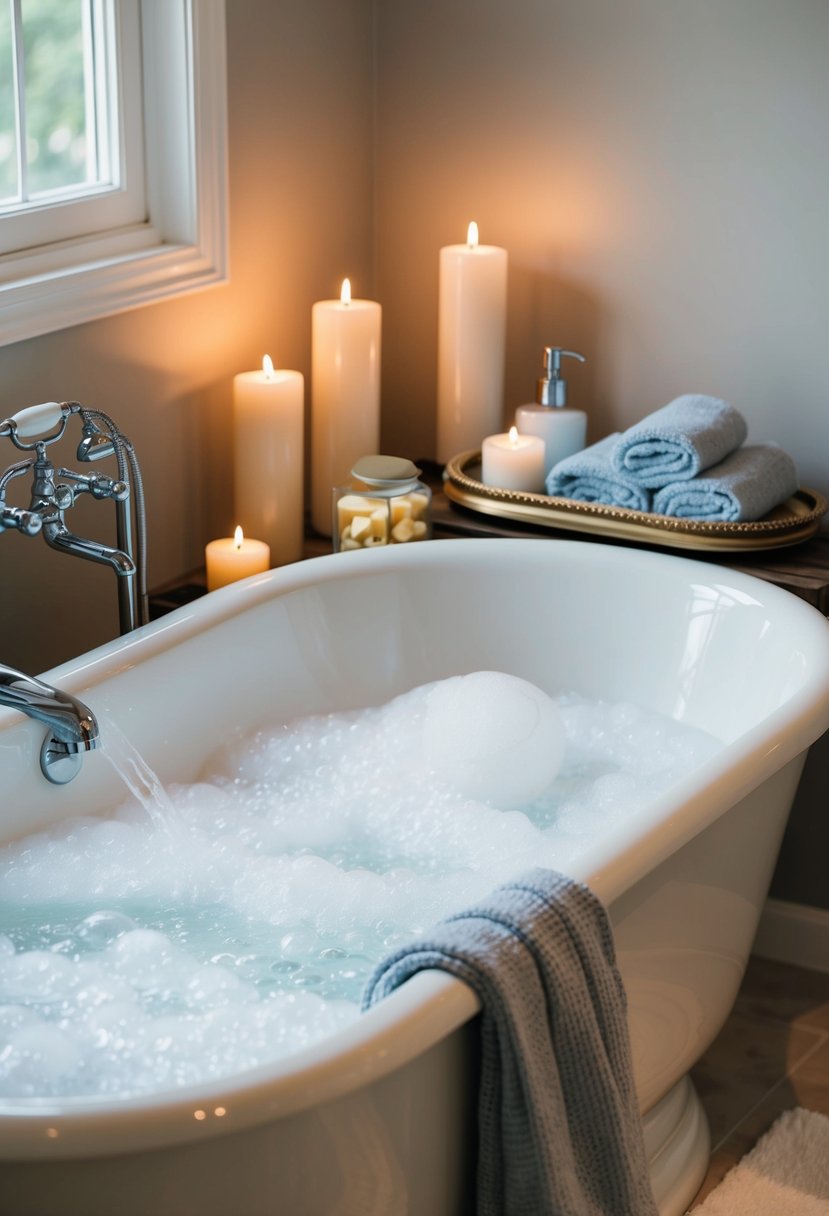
[653,442,799,522]
[546,433,652,512]
[611,394,748,488]
[363,868,658,1216]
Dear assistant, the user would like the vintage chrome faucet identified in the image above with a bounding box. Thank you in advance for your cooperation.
[0,400,148,632]
[0,400,149,782]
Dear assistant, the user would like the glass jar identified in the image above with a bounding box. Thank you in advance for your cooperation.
[333,455,432,552]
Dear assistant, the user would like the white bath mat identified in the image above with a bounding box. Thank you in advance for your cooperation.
[691,1107,829,1215]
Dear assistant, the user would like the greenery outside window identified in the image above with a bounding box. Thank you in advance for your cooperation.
[0,0,228,347]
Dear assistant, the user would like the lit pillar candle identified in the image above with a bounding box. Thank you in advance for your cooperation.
[481,426,545,492]
[205,526,270,591]
[437,222,508,463]
[311,278,382,535]
[233,355,304,567]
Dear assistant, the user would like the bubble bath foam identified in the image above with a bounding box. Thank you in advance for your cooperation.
[0,676,718,1101]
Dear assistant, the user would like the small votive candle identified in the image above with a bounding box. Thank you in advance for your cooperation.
[481,426,546,492]
[205,526,270,591]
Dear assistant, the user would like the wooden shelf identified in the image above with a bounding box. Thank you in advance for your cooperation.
[148,463,829,619]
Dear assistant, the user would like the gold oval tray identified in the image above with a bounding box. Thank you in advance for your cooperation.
[444,450,828,552]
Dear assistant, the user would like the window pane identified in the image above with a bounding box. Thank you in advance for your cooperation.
[0,2,18,203]
[21,0,92,196]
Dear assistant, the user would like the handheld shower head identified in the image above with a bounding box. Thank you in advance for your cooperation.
[77,424,116,462]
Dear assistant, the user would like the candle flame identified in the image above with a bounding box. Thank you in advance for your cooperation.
[262,354,275,379]
[340,278,352,305]
[234,525,244,549]
[467,221,479,249]
[508,426,520,446]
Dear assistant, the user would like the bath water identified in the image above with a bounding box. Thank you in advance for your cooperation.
[0,675,719,1100]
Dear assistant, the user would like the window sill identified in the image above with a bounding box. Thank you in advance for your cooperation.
[0,230,228,347]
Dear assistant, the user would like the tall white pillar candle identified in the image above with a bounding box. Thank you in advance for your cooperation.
[437,222,508,463]
[233,356,305,566]
[311,278,382,535]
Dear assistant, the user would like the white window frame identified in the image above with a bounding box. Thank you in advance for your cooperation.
[0,0,146,252]
[0,0,228,347]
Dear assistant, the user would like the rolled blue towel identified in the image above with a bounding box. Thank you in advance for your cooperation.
[653,442,798,522]
[611,394,748,488]
[363,868,658,1216]
[546,433,652,512]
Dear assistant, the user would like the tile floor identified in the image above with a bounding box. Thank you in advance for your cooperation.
[687,954,829,1209]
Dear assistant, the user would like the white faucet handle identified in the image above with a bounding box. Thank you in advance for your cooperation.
[10,401,65,438]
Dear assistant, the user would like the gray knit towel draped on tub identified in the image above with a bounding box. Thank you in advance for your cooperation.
[363,867,659,1216]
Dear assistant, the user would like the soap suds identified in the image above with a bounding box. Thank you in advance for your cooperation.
[0,675,719,1099]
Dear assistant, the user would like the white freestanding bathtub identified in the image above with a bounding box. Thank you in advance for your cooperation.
[2,538,829,1216]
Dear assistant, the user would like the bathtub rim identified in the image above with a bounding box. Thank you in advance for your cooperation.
[18,537,829,708]
[2,538,829,1159]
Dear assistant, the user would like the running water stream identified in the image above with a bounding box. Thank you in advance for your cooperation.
[99,716,184,837]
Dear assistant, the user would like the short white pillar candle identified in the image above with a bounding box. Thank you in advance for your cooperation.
[481,426,546,492]
[205,527,270,591]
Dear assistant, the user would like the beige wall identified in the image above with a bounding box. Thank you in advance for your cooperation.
[0,0,375,673]
[373,0,829,911]
[376,0,829,493]
[0,1,826,906]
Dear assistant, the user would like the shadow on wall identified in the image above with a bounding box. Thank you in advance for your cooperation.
[380,252,614,463]
[771,730,829,911]
[504,265,615,443]
[0,356,231,674]
[177,380,234,554]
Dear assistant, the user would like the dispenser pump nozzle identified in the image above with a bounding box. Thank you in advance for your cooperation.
[536,347,586,408]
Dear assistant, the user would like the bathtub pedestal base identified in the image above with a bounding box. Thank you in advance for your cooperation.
[644,1076,711,1216]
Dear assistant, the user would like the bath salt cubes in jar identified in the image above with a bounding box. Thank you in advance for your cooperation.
[333,455,432,551]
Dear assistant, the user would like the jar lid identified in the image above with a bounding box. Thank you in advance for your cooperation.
[351,455,422,487]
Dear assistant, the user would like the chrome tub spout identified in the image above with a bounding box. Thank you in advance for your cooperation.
[0,663,99,784]
[42,521,135,576]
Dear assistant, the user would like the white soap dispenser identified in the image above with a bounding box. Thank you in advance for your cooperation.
[515,347,587,477]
